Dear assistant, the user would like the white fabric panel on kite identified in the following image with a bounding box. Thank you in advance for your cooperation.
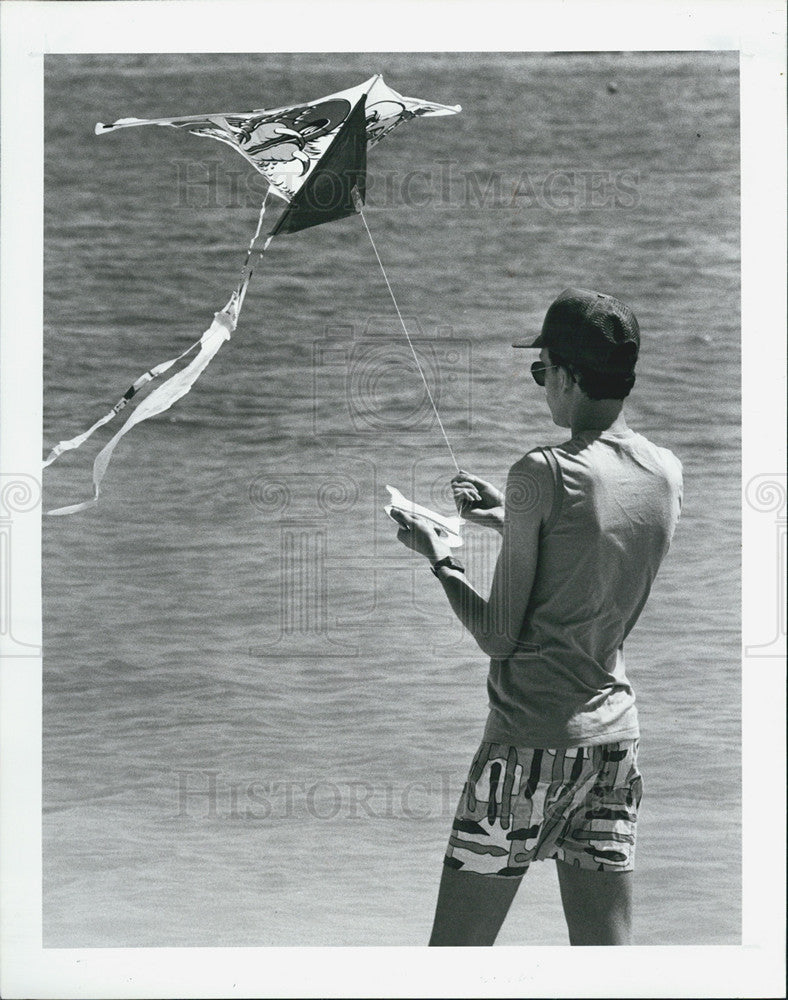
[95,75,461,206]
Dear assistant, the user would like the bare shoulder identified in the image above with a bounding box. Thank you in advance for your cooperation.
[505,450,555,524]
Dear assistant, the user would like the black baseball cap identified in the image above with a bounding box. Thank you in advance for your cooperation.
[513,287,640,374]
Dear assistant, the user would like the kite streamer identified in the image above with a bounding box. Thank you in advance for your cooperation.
[46,302,237,515]
[43,337,203,470]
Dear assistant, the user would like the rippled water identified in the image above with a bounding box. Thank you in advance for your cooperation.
[43,51,740,946]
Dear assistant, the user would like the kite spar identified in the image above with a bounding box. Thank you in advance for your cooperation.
[44,75,462,515]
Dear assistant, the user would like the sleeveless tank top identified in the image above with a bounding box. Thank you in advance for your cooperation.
[483,427,683,748]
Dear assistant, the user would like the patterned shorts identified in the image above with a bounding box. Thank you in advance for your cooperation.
[444,739,642,877]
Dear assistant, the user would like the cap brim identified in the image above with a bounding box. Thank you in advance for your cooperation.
[512,333,544,349]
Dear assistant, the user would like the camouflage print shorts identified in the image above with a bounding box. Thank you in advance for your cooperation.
[444,739,642,877]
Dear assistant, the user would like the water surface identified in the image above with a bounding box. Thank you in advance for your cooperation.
[43,51,740,946]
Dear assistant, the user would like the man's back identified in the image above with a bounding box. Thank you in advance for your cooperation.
[399,287,684,945]
[485,427,683,749]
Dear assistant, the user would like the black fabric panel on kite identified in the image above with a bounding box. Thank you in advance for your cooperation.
[270,95,368,236]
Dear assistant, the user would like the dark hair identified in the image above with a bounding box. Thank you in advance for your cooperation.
[548,351,636,400]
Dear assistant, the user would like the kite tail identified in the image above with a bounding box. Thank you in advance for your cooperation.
[45,298,238,516]
[43,338,203,469]
[43,194,277,516]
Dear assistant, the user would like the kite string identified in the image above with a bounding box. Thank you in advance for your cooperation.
[356,206,460,473]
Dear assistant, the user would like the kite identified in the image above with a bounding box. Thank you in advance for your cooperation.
[43,75,462,517]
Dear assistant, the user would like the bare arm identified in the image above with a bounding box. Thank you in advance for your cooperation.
[393,452,554,658]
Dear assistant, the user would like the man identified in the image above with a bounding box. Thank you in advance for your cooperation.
[391,288,683,946]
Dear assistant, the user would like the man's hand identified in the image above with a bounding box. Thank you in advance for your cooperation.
[390,508,452,564]
[451,470,505,534]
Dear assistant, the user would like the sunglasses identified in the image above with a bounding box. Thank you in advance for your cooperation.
[530,361,562,386]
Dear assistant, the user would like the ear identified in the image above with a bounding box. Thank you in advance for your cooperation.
[557,366,574,393]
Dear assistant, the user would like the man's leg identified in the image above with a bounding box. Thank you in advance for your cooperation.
[428,865,523,946]
[555,860,633,945]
